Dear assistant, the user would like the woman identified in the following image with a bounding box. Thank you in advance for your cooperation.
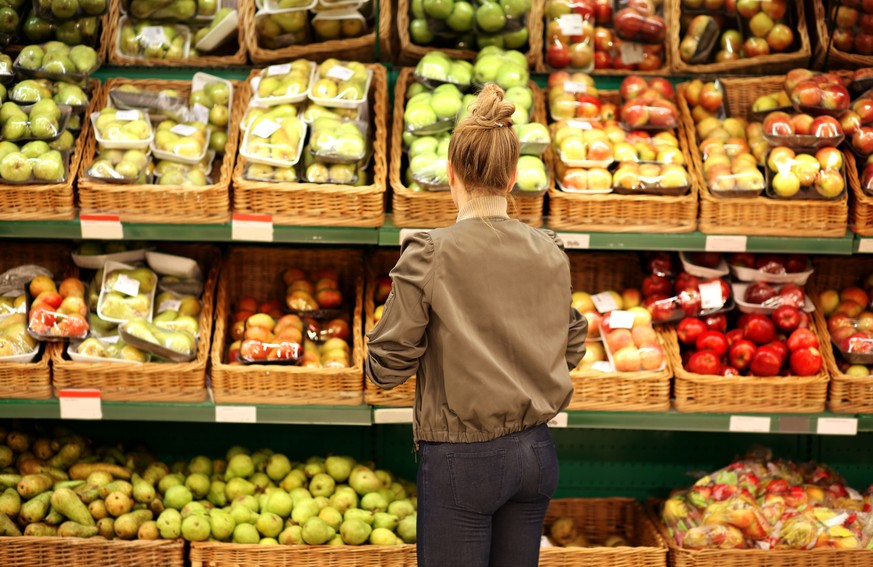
[366,84,588,566]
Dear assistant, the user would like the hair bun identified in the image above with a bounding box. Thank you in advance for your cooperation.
[469,83,515,129]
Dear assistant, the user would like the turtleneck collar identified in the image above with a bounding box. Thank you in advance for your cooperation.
[456,195,510,222]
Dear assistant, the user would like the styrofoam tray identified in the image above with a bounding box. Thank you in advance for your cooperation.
[680,252,730,279]
[196,9,238,51]
[91,110,154,150]
[308,67,372,110]
[729,263,814,285]
[72,247,148,270]
[96,260,156,324]
[732,282,816,315]
[146,251,202,279]
[67,338,149,364]
[251,61,316,106]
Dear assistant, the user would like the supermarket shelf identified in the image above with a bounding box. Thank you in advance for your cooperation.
[0,399,373,426]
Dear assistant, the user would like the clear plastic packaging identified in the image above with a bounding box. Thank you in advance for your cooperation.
[243,161,299,183]
[598,310,666,372]
[556,164,614,194]
[9,79,53,106]
[0,312,40,361]
[90,108,154,150]
[0,54,13,84]
[309,117,367,163]
[158,275,203,297]
[84,148,151,184]
[733,281,814,315]
[96,261,157,324]
[13,43,101,82]
[544,2,595,71]
[513,155,549,194]
[240,113,306,167]
[0,293,26,317]
[611,161,691,196]
[678,14,722,64]
[151,119,211,165]
[784,69,850,117]
[116,18,192,61]
[119,318,197,362]
[309,59,372,109]
[619,95,678,131]
[727,253,813,285]
[414,51,473,91]
[829,321,873,365]
[302,160,360,185]
[750,90,794,122]
[764,146,847,201]
[34,0,109,20]
[642,275,734,324]
[0,101,71,143]
[252,61,315,106]
[255,0,315,11]
[122,0,218,21]
[25,276,90,340]
[762,111,845,150]
[552,123,614,167]
[152,306,201,337]
[68,337,150,363]
[300,102,365,125]
[109,85,188,122]
[311,9,368,42]
[613,0,666,44]
[190,72,233,154]
[153,164,211,186]
[255,7,311,50]
[0,143,71,185]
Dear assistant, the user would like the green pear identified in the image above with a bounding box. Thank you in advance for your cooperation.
[301,516,334,545]
[339,518,371,545]
[343,508,373,525]
[397,514,416,543]
[156,508,182,539]
[233,522,260,544]
[164,485,193,510]
[264,490,292,519]
[290,498,319,525]
[370,526,400,545]
[318,506,343,531]
[309,473,335,498]
[181,513,210,541]
[209,508,235,541]
[225,454,254,480]
[255,511,282,538]
[349,467,381,495]
[278,524,303,545]
[16,45,45,70]
[185,474,210,499]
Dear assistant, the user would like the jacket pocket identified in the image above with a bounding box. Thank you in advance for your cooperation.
[446,449,506,512]
[531,439,559,499]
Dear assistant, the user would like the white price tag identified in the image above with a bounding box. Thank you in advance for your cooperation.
[699,281,724,310]
[557,233,590,249]
[215,405,257,423]
[591,292,619,313]
[80,214,123,239]
[102,335,120,344]
[158,299,182,313]
[192,103,210,124]
[705,235,747,252]
[568,119,593,130]
[620,42,645,65]
[541,535,554,548]
[547,412,569,428]
[59,389,102,420]
[824,512,850,528]
[373,408,414,424]
[231,213,273,242]
[592,360,614,372]
[859,239,873,253]
[170,124,197,136]
[140,26,165,45]
[267,63,291,76]
[609,310,635,329]
[327,65,355,81]
[557,14,584,35]
[729,415,771,432]
[252,118,281,139]
[115,109,141,121]
[398,228,432,246]
[113,274,140,297]
[816,417,858,435]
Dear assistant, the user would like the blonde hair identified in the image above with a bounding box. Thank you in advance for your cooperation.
[448,84,520,196]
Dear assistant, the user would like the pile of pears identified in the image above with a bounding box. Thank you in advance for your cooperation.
[33,0,107,19]
[152,119,209,161]
[0,99,64,141]
[87,148,150,183]
[97,265,158,322]
[0,139,69,182]
[93,108,153,144]
[15,43,100,77]
[127,0,217,20]
[188,79,232,154]
[119,21,189,60]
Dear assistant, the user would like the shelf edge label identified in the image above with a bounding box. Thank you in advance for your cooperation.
[80,214,123,240]
[705,235,747,252]
[547,412,569,428]
[556,233,590,249]
[373,408,414,424]
[816,417,858,436]
[232,213,273,242]
[859,239,873,253]
[59,389,102,420]
[215,405,257,423]
[729,415,771,432]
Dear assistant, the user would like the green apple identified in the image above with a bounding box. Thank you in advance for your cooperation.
[504,86,532,110]
[404,102,437,130]
[409,19,433,44]
[495,62,528,89]
[417,52,451,81]
[510,105,529,125]
[473,54,503,83]
[423,0,453,20]
[500,0,529,18]
[502,27,529,49]
[430,91,462,120]
[475,1,505,33]
[411,0,425,18]
[475,34,504,49]
[448,61,473,86]
[516,156,547,191]
[446,1,474,31]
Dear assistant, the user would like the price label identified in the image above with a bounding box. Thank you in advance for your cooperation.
[192,103,210,124]
[158,299,182,313]
[699,280,724,310]
[114,110,141,121]
[327,65,355,81]
[113,274,140,297]
[859,239,873,253]
[170,124,197,136]
[373,408,414,424]
[215,405,257,423]
[592,360,614,372]
[59,389,102,420]
[816,417,858,435]
[557,233,590,249]
[705,235,747,252]
[547,412,569,428]
[609,310,635,329]
[398,228,432,246]
[620,42,645,65]
[823,512,849,528]
[729,415,771,432]
[140,26,165,45]
[102,335,120,344]
[567,119,593,130]
[557,14,584,36]
[252,118,281,139]
[591,292,619,313]
[231,213,273,242]
[267,63,291,76]
[80,214,123,239]
[541,535,554,548]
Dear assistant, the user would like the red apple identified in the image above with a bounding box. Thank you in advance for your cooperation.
[788,328,818,351]
[642,274,673,297]
[773,305,802,333]
[744,313,777,345]
[620,76,649,101]
[729,339,757,371]
[677,317,707,345]
[750,345,783,375]
[744,282,777,305]
[703,313,728,332]
[727,328,746,346]
[778,284,806,308]
[790,347,822,376]
[696,330,729,357]
[686,350,723,375]
[842,286,869,307]
[810,115,843,138]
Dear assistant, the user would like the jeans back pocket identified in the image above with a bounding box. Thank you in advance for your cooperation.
[446,449,506,513]
[531,439,559,499]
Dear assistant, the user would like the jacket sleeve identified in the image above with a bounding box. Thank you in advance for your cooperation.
[566,307,588,370]
[365,232,434,389]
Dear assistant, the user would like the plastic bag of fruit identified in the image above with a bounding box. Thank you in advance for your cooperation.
[544,0,594,71]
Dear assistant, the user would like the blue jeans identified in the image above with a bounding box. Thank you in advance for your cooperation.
[416,424,559,567]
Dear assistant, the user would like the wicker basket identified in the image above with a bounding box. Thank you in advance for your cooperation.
[677,77,849,238]
[190,541,417,567]
[0,537,184,567]
[209,246,365,406]
[396,0,543,66]
[541,498,667,567]
[564,252,672,412]
[242,0,378,64]
[50,244,220,402]
[232,65,388,228]
[807,255,873,414]
[0,243,76,400]
[378,0,396,63]
[846,150,873,236]
[77,77,240,224]
[662,324,829,414]
[391,68,548,228]
[668,0,811,75]
[105,0,247,67]
[363,249,416,406]
[811,0,873,69]
[0,78,98,221]
[548,91,698,234]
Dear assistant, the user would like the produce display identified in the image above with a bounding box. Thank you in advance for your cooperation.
[27,275,90,339]
[819,272,873,374]
[406,0,532,52]
[414,51,473,89]
[545,515,627,547]
[254,0,369,50]
[0,139,70,183]
[1,99,68,142]
[830,1,873,57]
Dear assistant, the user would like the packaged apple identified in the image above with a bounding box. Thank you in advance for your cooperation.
[116,19,192,61]
[25,275,90,341]
[252,61,315,106]
[612,0,666,44]
[232,312,304,365]
[284,266,346,318]
[193,8,238,52]
[611,161,691,196]
[68,336,150,363]
[303,158,363,185]
[254,8,312,50]
[590,27,665,72]
[96,261,157,324]
[511,155,549,195]
[727,253,813,285]
[72,242,149,270]
[551,121,614,168]
[413,51,473,91]
[680,78,727,122]
[0,100,71,143]
[0,313,40,362]
[677,14,720,64]
[611,130,685,165]
[618,76,679,132]
[543,2,595,72]
[556,164,613,194]
[761,111,844,150]
[150,119,211,165]
[119,318,197,362]
[403,88,458,136]
[641,272,734,324]
[545,71,602,121]
[514,122,550,156]
[240,112,306,168]
[598,310,666,372]
[783,69,850,117]
[311,9,368,42]
[0,141,72,185]
[733,281,814,316]
[90,108,154,150]
[679,252,730,279]
[409,148,449,191]
[764,146,847,201]
[471,48,530,91]
[308,59,371,110]
[13,44,101,82]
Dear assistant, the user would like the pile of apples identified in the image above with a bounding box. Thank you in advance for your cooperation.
[570,286,648,341]
[592,24,666,71]
[407,0,532,51]
[761,111,843,143]
[820,282,873,371]
[599,310,666,372]
[27,275,89,338]
[766,146,845,199]
[284,267,343,312]
[544,0,596,70]
[677,311,823,377]
[784,70,850,115]
[831,2,873,56]
[618,75,678,130]
[640,252,732,323]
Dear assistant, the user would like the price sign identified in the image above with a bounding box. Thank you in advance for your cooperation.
[215,406,257,423]
[699,281,724,310]
[80,214,123,239]
[729,415,771,432]
[231,213,273,242]
[59,389,102,420]
[705,235,747,252]
[591,292,618,313]
[556,233,590,249]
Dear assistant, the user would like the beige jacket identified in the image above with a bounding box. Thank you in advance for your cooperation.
[366,196,587,446]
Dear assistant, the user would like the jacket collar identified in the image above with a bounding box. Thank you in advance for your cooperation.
[456,195,510,222]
